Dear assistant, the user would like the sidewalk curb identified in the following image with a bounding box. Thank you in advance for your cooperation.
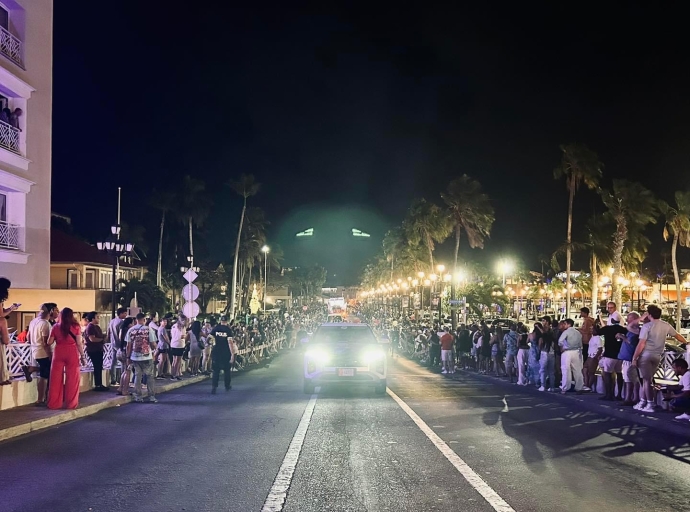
[0,374,208,443]
[393,356,690,438]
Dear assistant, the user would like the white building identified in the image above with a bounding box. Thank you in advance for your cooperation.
[0,0,52,288]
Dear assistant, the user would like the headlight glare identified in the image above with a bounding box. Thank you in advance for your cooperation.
[363,349,385,364]
[306,348,331,364]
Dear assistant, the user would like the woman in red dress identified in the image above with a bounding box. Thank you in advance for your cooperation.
[47,308,87,409]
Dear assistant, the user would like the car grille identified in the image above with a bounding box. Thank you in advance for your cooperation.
[331,347,363,367]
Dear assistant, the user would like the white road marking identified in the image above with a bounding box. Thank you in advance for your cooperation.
[261,394,318,512]
[387,388,516,512]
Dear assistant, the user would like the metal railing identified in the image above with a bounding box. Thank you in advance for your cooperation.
[0,219,20,250]
[0,119,20,154]
[4,335,286,380]
[0,26,22,66]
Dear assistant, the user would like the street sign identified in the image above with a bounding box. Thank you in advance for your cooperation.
[449,299,463,306]
[182,283,200,302]
[183,269,198,283]
[182,301,200,319]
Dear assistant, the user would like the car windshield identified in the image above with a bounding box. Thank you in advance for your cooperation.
[313,326,377,344]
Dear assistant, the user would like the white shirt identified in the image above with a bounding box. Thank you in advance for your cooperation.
[588,335,601,358]
[607,311,622,326]
[28,318,52,360]
[680,372,690,392]
[559,327,583,351]
[170,323,186,349]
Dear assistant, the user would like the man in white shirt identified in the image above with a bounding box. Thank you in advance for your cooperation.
[108,307,128,385]
[632,305,687,413]
[21,303,57,405]
[605,302,622,326]
[170,315,188,380]
[558,318,584,394]
[667,359,690,421]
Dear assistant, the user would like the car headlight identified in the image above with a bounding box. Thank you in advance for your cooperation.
[306,348,331,364]
[362,349,385,364]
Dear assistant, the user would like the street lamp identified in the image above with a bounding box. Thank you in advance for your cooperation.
[97,225,134,319]
[497,259,514,287]
[261,245,270,313]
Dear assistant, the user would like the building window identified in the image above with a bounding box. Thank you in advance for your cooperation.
[99,271,111,290]
[85,270,95,289]
[0,5,8,31]
[67,270,78,289]
[0,192,5,221]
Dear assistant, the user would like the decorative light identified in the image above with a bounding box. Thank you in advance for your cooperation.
[418,271,425,278]
[412,279,419,286]
[430,274,438,281]
[261,245,270,253]
[424,279,431,286]
[437,264,445,273]
[443,273,452,282]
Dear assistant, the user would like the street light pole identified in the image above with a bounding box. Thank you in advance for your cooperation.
[261,245,269,314]
[98,225,134,320]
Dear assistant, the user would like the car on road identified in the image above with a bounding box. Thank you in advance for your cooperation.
[303,322,387,395]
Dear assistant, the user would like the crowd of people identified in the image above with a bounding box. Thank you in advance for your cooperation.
[379,301,690,421]
[0,275,298,411]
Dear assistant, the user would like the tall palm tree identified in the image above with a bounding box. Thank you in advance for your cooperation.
[585,215,613,313]
[441,174,495,275]
[600,180,659,307]
[382,227,405,280]
[150,190,176,288]
[177,176,210,268]
[661,191,690,329]
[229,174,260,317]
[553,143,603,317]
[402,198,452,270]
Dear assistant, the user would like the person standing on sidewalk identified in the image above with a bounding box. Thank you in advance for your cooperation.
[126,313,158,403]
[210,315,235,394]
[579,307,595,363]
[538,323,556,392]
[170,315,188,381]
[107,307,128,386]
[440,327,455,374]
[558,318,584,394]
[516,324,530,385]
[201,318,214,375]
[598,319,627,401]
[21,303,57,405]
[617,312,641,406]
[84,311,108,391]
[47,308,86,409]
[155,316,171,378]
[632,304,687,413]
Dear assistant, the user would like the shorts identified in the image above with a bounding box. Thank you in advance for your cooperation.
[36,357,51,379]
[157,344,169,353]
[599,357,622,373]
[638,353,661,380]
[621,360,640,383]
[170,347,185,357]
[441,350,453,363]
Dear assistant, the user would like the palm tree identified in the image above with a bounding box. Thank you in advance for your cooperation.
[440,175,495,274]
[600,180,659,307]
[382,227,405,280]
[661,191,690,329]
[177,176,210,268]
[585,215,613,313]
[402,198,452,270]
[150,190,176,288]
[229,174,260,317]
[553,143,603,317]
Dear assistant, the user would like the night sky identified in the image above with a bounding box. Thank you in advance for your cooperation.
[51,3,690,282]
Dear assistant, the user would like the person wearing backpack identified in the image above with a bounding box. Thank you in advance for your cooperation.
[126,313,158,403]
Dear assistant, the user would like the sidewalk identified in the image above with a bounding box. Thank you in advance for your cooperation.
[396,356,690,438]
[0,374,207,443]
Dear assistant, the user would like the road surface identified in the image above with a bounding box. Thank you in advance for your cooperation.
[2,350,688,511]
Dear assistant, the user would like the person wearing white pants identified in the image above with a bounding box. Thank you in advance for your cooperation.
[558,319,584,394]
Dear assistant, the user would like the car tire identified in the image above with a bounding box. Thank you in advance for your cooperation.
[303,379,315,394]
[375,380,387,395]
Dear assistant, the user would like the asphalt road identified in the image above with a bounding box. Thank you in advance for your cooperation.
[2,350,689,512]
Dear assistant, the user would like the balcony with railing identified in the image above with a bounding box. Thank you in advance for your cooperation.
[0,119,20,154]
[0,26,22,67]
[0,219,20,249]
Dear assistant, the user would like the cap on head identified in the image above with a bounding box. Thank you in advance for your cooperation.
[220,315,228,322]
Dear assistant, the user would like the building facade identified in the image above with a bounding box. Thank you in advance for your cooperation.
[0,0,52,288]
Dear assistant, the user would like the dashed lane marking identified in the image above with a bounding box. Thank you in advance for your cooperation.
[261,394,318,512]
[387,388,516,512]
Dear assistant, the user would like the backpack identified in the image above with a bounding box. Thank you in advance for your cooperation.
[130,326,151,355]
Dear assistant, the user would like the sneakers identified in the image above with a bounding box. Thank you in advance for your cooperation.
[582,386,591,391]
[633,401,646,410]
[548,388,556,392]
[538,386,546,392]
[134,397,144,403]
[640,404,656,413]
[441,370,448,374]
[148,397,158,403]
[675,413,690,421]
